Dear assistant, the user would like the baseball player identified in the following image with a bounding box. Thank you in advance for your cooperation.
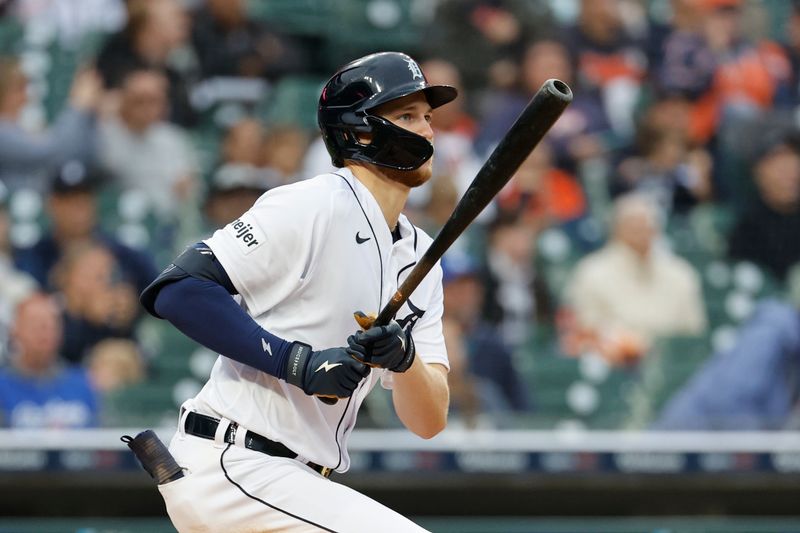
[140,52,456,532]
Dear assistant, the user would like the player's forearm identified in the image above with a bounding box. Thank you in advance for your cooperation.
[153,277,293,379]
[391,360,449,439]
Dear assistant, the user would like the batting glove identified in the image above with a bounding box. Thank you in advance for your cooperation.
[347,320,416,373]
[285,342,369,398]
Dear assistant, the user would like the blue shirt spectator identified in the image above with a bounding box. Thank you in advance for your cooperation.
[0,293,99,428]
[654,300,800,430]
[0,365,99,428]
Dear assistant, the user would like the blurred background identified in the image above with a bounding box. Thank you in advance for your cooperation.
[1,0,800,531]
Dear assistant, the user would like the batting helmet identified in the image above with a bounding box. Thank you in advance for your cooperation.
[317,52,458,171]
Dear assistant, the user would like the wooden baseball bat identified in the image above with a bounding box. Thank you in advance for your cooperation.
[371,78,573,328]
[320,79,573,405]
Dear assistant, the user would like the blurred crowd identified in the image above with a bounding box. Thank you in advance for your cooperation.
[0,0,799,432]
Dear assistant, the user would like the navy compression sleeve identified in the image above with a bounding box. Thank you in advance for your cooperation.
[154,277,293,379]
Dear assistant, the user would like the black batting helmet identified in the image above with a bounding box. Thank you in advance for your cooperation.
[317,52,458,171]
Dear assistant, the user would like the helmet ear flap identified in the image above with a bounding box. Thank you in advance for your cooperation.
[320,123,372,168]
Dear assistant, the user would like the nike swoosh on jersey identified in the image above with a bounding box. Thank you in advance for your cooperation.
[355,232,371,244]
[262,338,272,355]
[315,361,343,373]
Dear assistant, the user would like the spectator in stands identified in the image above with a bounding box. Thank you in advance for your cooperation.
[442,250,531,426]
[706,0,789,94]
[98,68,200,220]
[51,242,140,364]
[402,59,478,232]
[0,182,38,361]
[728,129,800,282]
[476,38,613,172]
[563,0,647,142]
[96,0,197,126]
[201,119,305,236]
[14,161,157,296]
[221,117,265,168]
[615,103,713,214]
[693,0,791,143]
[540,42,615,173]
[260,124,310,186]
[481,211,554,349]
[651,0,717,106]
[654,299,800,430]
[190,0,310,80]
[0,293,99,428]
[203,164,270,229]
[497,141,587,228]
[11,0,127,48]
[86,338,145,394]
[0,57,101,192]
[563,193,706,365]
[427,0,552,92]
[420,59,478,182]
[781,0,800,109]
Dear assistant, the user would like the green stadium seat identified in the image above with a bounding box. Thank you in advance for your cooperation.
[101,382,177,427]
[261,75,327,131]
[249,0,335,35]
[622,335,711,428]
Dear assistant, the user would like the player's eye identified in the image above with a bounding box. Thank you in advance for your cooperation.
[424,114,432,123]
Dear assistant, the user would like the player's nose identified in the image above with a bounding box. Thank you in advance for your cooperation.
[417,117,434,141]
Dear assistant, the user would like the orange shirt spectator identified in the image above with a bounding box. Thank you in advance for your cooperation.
[497,142,586,226]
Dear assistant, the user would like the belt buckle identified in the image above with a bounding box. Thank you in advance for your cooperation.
[319,466,332,478]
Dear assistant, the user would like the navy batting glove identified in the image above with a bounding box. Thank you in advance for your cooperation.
[285,342,369,398]
[347,321,415,373]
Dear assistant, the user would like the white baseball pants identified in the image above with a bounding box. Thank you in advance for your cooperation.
[158,419,430,532]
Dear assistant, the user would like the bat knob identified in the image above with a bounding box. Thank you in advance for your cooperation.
[353,310,376,330]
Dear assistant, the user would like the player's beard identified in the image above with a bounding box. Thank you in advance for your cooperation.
[382,156,433,188]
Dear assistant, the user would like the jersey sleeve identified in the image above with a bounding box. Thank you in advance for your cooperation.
[204,184,331,317]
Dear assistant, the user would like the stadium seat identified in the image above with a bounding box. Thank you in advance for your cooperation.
[260,75,327,131]
[623,335,712,428]
[249,0,335,36]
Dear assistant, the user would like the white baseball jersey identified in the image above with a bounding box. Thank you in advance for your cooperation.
[192,168,449,472]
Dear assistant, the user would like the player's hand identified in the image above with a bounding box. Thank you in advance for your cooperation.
[347,320,415,373]
[285,342,369,398]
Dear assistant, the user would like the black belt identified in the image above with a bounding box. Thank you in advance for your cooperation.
[184,412,332,478]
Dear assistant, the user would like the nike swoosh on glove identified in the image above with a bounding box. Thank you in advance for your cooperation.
[347,320,415,373]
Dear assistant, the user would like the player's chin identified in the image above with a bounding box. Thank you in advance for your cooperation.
[391,159,433,188]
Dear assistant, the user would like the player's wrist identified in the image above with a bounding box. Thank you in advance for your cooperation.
[285,341,313,390]
[391,332,415,373]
